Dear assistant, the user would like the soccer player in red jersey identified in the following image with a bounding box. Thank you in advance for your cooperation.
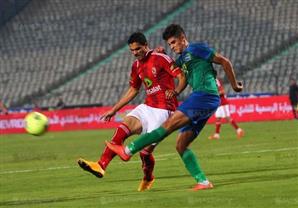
[77,32,186,191]
[209,78,244,140]
[105,24,243,191]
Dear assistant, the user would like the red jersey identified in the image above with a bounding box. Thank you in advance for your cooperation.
[129,50,182,111]
[216,79,229,106]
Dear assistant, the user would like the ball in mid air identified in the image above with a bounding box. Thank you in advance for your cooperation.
[24,112,49,135]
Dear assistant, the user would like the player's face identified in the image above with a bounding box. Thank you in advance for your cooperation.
[166,35,187,54]
[129,42,148,60]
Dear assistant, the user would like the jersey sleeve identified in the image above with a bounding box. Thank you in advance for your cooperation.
[129,62,142,89]
[190,42,216,62]
[157,53,182,77]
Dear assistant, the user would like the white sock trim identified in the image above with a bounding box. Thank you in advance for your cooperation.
[198,180,209,185]
[124,147,132,156]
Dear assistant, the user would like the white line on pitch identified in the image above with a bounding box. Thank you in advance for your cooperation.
[216,147,298,156]
[0,158,170,175]
[0,166,72,174]
[0,147,297,175]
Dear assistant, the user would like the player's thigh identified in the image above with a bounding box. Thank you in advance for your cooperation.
[146,107,172,133]
[162,110,191,133]
[223,105,231,117]
[122,116,142,134]
[141,107,171,152]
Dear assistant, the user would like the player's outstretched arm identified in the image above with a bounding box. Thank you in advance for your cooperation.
[101,86,139,121]
[212,53,243,92]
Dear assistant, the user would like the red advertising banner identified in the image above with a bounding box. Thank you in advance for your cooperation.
[0,95,294,135]
[207,95,294,123]
[0,106,133,135]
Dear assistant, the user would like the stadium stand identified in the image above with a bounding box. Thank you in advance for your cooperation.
[0,0,31,27]
[0,0,297,108]
[158,0,298,95]
[0,0,186,107]
[235,44,298,95]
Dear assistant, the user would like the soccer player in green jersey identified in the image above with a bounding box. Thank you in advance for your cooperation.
[106,24,243,190]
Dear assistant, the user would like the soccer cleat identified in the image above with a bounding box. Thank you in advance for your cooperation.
[192,181,214,191]
[236,128,244,139]
[105,141,131,161]
[208,133,220,140]
[77,158,105,178]
[138,178,155,192]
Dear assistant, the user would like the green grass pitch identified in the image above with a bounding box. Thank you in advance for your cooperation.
[1,120,298,208]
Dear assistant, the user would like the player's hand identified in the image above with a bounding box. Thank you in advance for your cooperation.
[165,90,177,99]
[154,46,166,54]
[100,110,116,122]
[233,81,243,92]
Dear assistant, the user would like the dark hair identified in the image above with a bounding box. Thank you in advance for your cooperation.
[162,24,185,40]
[127,32,147,45]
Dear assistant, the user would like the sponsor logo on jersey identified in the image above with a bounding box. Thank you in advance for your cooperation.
[183,53,192,62]
[144,78,153,88]
[146,85,161,95]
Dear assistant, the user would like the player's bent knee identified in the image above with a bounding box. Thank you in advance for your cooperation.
[176,144,184,155]
[162,117,177,133]
[176,140,187,155]
[123,116,142,134]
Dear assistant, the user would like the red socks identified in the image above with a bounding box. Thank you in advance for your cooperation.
[216,119,239,132]
[230,119,239,130]
[215,121,221,134]
[98,123,131,170]
[98,122,156,180]
[139,149,155,181]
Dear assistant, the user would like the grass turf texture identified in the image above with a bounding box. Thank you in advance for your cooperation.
[1,120,297,208]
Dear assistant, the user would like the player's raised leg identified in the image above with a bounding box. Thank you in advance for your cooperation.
[99,123,131,167]
[78,116,141,178]
[77,122,131,178]
[106,110,190,161]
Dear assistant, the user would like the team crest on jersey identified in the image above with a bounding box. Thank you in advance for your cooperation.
[183,53,192,62]
[152,67,157,77]
[144,77,153,88]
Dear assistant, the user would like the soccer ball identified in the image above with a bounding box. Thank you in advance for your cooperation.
[24,112,49,135]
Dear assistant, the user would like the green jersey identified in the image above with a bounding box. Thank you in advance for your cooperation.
[176,42,218,95]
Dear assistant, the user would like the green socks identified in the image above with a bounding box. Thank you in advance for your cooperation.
[181,149,207,183]
[126,127,207,183]
[127,127,167,154]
